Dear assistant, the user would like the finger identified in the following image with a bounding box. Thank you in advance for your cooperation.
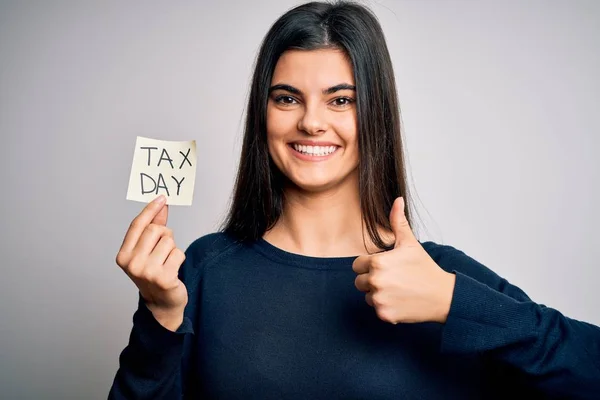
[139,236,177,286]
[352,255,371,274]
[389,196,415,248]
[354,273,371,292]
[163,247,186,278]
[133,223,173,257]
[120,195,167,253]
[365,291,374,307]
[148,234,176,267]
[152,204,169,226]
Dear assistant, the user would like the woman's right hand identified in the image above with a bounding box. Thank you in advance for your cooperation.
[115,195,188,332]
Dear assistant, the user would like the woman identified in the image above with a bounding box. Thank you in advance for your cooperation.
[109,1,600,399]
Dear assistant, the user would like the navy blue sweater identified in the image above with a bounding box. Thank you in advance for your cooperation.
[109,233,600,399]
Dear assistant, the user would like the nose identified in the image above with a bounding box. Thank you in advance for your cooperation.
[297,103,328,136]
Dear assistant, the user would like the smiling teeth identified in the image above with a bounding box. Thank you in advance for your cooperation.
[293,144,337,156]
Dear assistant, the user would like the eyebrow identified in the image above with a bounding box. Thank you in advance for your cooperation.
[268,83,356,95]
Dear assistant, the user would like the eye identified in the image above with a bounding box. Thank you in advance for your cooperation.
[274,95,298,105]
[331,97,355,107]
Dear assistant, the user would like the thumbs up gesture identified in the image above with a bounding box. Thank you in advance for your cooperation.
[352,197,456,324]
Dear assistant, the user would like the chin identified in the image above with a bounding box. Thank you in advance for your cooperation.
[287,177,331,192]
[295,182,336,193]
[286,171,356,194]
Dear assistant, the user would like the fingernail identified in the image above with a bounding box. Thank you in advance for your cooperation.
[154,195,166,205]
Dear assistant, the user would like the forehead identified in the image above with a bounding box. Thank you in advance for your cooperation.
[271,49,355,88]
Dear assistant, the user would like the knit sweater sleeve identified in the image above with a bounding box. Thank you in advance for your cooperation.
[107,293,194,400]
[429,244,600,399]
[107,232,232,400]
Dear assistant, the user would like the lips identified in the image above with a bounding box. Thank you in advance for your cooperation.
[288,143,339,161]
[289,140,339,147]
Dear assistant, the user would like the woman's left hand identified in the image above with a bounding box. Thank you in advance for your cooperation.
[353,197,456,324]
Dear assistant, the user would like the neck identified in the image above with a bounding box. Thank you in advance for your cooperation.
[263,173,386,257]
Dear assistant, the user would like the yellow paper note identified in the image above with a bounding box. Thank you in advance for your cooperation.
[126,136,197,206]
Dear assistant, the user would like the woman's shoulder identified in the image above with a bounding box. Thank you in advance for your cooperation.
[420,240,510,292]
[184,231,242,267]
[178,232,244,288]
[420,240,534,305]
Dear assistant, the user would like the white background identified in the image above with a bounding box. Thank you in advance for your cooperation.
[1,0,598,398]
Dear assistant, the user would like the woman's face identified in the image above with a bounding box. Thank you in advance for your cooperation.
[266,48,359,193]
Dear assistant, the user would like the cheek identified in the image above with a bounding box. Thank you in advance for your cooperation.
[266,110,281,154]
[335,116,358,149]
[266,108,293,164]
[267,106,296,139]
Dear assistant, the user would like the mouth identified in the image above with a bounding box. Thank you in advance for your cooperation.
[288,142,340,160]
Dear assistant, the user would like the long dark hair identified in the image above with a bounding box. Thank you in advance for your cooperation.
[222,0,413,251]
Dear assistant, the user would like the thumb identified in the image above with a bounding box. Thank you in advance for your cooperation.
[152,203,169,226]
[389,197,413,248]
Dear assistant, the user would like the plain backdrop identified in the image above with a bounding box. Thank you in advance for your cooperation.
[1,0,598,398]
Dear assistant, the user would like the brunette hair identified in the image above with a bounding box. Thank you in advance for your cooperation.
[222,0,414,251]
